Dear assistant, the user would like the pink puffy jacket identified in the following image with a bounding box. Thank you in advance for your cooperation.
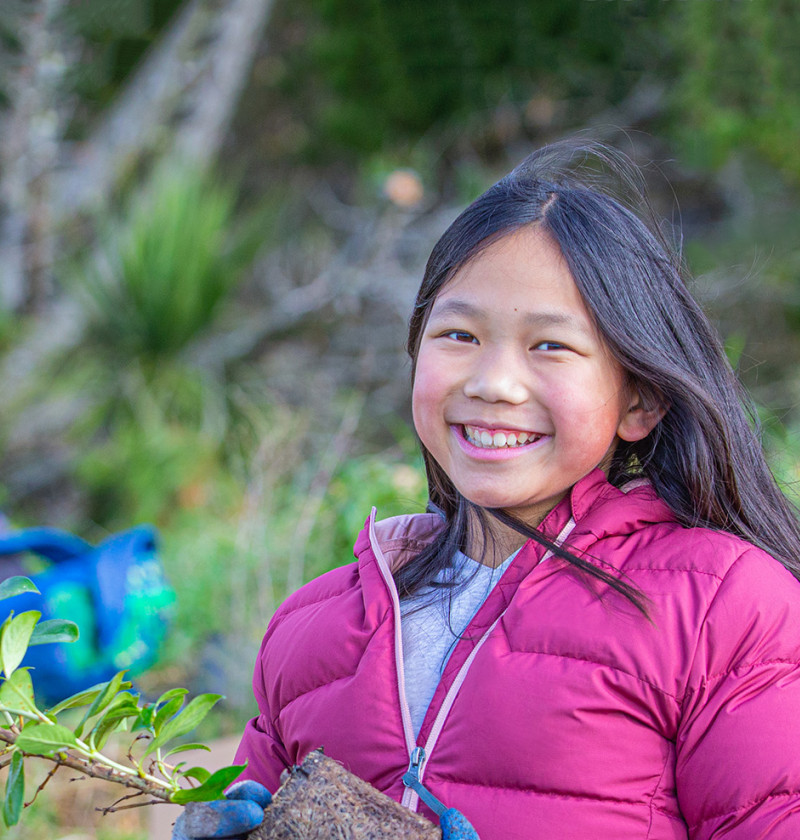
[235,469,800,838]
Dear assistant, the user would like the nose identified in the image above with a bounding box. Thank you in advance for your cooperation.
[462,347,529,404]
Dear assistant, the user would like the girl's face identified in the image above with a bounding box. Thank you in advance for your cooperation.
[412,225,658,531]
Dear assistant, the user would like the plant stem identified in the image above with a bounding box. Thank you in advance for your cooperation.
[0,728,174,802]
[87,747,174,792]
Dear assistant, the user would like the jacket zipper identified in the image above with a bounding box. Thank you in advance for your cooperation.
[402,745,449,816]
[370,509,577,812]
[401,614,503,810]
[368,510,418,772]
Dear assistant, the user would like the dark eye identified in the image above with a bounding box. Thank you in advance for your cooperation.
[445,330,478,343]
[533,341,566,351]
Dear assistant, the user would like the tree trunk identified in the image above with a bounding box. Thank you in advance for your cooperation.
[53,0,275,216]
[0,0,72,312]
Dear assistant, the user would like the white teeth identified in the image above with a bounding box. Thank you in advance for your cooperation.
[464,426,539,449]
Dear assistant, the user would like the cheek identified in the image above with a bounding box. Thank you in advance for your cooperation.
[544,380,627,454]
[411,359,449,444]
[411,375,435,442]
[547,371,626,420]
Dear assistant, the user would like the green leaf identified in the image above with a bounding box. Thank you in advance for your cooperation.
[89,712,129,752]
[181,766,210,784]
[0,577,38,602]
[94,699,142,736]
[89,672,130,718]
[75,671,130,738]
[107,697,141,719]
[170,764,246,804]
[3,751,24,827]
[15,723,79,756]
[153,695,185,736]
[0,669,37,715]
[145,694,222,756]
[47,684,105,716]
[28,619,79,646]
[95,703,141,730]
[131,703,155,732]
[84,691,141,750]
[156,687,189,707]
[1,611,40,677]
[164,742,211,758]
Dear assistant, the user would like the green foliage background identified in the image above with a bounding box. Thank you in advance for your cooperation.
[285,0,665,155]
[669,0,800,181]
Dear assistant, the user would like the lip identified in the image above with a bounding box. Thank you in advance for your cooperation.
[450,424,548,461]
[458,421,537,434]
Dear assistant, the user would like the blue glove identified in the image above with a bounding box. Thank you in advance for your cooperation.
[440,807,481,839]
[171,776,479,839]
[172,780,271,839]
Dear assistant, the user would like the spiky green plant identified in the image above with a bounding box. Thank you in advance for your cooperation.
[78,165,258,363]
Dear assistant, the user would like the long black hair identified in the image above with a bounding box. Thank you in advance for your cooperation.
[396,139,800,608]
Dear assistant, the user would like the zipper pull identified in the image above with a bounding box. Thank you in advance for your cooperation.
[406,746,425,780]
[402,746,446,817]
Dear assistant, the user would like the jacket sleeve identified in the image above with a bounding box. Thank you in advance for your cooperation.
[676,549,800,838]
[233,631,292,793]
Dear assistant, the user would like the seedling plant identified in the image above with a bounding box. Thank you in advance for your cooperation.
[0,575,243,828]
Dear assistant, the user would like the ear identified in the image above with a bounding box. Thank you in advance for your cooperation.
[617,388,668,443]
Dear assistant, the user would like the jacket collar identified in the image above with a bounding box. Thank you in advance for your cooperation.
[356,467,676,570]
[564,468,675,549]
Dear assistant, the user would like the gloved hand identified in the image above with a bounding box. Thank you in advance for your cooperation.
[440,807,481,839]
[171,775,479,840]
[172,780,271,840]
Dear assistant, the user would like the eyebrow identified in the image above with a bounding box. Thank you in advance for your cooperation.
[429,299,587,330]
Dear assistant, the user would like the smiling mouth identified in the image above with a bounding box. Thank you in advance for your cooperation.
[462,424,544,449]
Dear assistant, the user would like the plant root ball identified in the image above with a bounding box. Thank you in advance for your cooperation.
[247,749,441,840]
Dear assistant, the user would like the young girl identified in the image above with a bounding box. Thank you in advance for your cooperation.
[179,141,800,840]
